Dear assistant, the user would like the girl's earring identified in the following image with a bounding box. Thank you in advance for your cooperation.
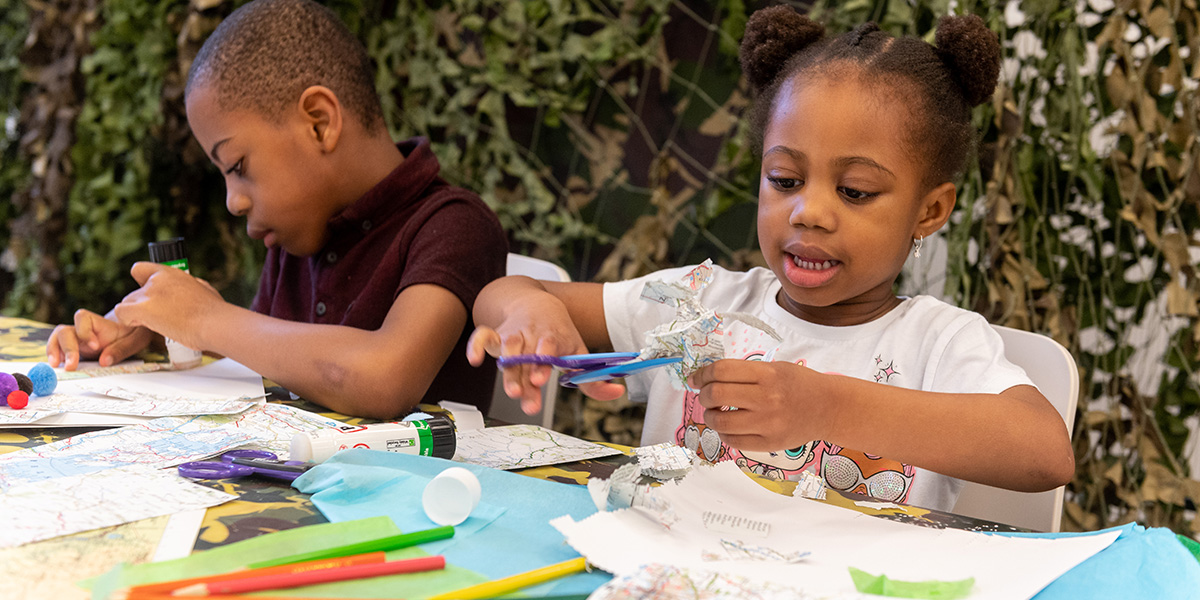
[913,235,924,259]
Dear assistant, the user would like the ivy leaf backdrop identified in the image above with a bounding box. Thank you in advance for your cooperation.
[3,0,1199,534]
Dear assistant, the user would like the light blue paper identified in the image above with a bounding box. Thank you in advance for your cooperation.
[293,448,610,595]
[293,461,506,538]
[1000,523,1200,599]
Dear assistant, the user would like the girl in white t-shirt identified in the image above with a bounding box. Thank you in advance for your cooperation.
[467,7,1073,509]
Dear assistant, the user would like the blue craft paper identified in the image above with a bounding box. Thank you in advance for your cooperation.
[293,448,610,595]
[996,523,1200,599]
[293,460,506,538]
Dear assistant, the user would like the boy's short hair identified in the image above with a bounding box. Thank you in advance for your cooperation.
[186,0,385,133]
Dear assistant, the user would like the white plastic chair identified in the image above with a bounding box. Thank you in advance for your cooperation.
[486,253,571,430]
[950,324,1080,532]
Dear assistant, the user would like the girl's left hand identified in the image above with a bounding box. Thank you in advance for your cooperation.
[687,359,829,452]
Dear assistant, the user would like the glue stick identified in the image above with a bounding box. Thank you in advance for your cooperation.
[290,415,457,463]
[147,237,204,369]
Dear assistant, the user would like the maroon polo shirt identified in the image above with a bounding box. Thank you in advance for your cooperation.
[251,137,506,414]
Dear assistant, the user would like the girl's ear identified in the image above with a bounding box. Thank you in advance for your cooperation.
[296,85,343,153]
[915,181,957,238]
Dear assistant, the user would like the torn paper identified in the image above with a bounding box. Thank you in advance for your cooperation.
[637,260,782,388]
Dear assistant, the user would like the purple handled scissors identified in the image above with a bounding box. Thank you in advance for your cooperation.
[496,351,682,388]
[177,449,313,482]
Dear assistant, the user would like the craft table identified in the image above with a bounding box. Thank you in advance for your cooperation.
[0,315,1046,600]
[0,315,1019,540]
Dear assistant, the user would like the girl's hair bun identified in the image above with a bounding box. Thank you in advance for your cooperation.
[739,6,825,94]
[934,14,1001,107]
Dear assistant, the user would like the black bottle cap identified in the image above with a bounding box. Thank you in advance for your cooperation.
[148,237,187,263]
[428,414,457,460]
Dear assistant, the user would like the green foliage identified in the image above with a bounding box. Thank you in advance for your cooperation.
[66,0,183,308]
[0,0,28,309]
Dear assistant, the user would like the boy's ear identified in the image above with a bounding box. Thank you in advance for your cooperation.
[915,181,957,238]
[297,85,343,153]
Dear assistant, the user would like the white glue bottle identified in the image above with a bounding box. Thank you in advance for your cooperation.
[147,237,204,369]
[290,414,457,463]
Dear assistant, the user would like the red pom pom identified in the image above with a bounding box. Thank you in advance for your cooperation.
[7,390,28,409]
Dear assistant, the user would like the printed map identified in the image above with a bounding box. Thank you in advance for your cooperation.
[454,424,623,470]
[0,403,339,490]
[0,514,170,600]
[0,465,235,548]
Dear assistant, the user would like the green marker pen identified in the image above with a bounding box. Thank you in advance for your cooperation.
[148,237,203,369]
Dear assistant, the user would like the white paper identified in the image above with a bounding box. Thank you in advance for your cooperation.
[439,400,485,431]
[0,358,266,427]
[0,465,235,548]
[452,424,623,469]
[152,508,206,561]
[553,461,1119,599]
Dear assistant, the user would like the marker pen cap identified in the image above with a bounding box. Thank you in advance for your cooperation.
[290,415,457,463]
[422,466,480,526]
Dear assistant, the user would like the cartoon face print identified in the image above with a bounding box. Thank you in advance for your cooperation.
[820,445,915,503]
[679,422,728,463]
[738,443,816,474]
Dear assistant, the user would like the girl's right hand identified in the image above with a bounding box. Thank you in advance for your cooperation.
[467,317,624,415]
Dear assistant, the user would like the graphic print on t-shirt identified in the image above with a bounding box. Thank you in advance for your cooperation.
[675,336,917,503]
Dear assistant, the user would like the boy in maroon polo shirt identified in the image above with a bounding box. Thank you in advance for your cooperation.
[45,0,507,419]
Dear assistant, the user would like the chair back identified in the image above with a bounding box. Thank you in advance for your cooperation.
[949,324,1079,532]
[486,253,571,430]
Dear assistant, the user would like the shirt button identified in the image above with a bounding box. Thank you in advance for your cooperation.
[326,251,338,264]
[361,220,372,231]
[315,302,327,316]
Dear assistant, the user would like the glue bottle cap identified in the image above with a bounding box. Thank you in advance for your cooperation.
[428,414,457,460]
[148,238,187,263]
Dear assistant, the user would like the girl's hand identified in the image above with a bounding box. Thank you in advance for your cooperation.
[688,359,828,452]
[467,312,624,414]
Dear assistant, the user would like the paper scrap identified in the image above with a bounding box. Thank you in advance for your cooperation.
[637,260,781,387]
[701,539,811,563]
[31,393,259,417]
[635,442,697,480]
[0,465,235,548]
[0,358,268,427]
[56,361,171,380]
[588,563,841,600]
[452,423,622,469]
[551,460,1121,599]
[848,567,975,599]
[438,400,485,431]
[855,500,905,511]
[794,470,827,500]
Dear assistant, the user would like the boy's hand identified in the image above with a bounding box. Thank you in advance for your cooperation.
[46,309,155,370]
[688,359,827,452]
[467,324,624,415]
[112,262,225,350]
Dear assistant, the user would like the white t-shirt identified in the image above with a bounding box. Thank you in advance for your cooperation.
[603,265,1034,511]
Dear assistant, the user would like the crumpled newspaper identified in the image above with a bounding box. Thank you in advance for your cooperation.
[587,462,679,528]
[638,259,782,388]
[635,442,701,480]
[793,470,828,500]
